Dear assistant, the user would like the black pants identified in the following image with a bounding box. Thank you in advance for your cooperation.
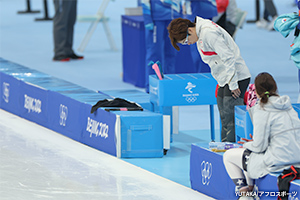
[263,0,278,20]
[217,78,250,142]
[53,0,77,57]
[216,12,236,37]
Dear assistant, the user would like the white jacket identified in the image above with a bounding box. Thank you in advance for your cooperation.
[195,16,251,90]
[244,95,300,179]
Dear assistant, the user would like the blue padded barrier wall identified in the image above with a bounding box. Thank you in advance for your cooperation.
[190,144,237,200]
[48,91,83,142]
[19,81,49,128]
[80,103,117,156]
[0,58,163,158]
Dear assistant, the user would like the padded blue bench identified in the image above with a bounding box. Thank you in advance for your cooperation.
[0,58,164,158]
[190,143,300,200]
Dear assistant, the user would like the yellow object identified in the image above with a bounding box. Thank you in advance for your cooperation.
[211,148,227,152]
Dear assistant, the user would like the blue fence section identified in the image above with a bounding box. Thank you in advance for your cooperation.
[19,81,49,127]
[190,144,237,200]
[81,103,117,156]
[0,58,163,158]
[0,72,21,115]
[48,91,84,141]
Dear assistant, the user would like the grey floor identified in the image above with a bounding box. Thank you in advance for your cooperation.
[0,0,299,199]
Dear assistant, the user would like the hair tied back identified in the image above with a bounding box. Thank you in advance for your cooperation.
[264,91,270,97]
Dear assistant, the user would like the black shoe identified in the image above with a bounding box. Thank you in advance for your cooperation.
[68,53,84,60]
[53,55,70,62]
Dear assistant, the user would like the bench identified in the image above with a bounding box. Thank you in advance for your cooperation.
[190,143,300,200]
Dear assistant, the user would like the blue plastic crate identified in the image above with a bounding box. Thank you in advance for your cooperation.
[116,110,164,158]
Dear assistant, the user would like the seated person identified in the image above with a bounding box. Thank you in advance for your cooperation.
[223,72,300,200]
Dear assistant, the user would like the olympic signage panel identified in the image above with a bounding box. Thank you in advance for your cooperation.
[48,91,83,142]
[80,103,117,156]
[190,143,237,199]
[18,81,49,127]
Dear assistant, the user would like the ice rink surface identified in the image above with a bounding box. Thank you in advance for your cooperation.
[0,109,214,200]
[0,0,299,199]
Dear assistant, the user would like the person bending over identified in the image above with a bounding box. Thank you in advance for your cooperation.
[168,17,251,142]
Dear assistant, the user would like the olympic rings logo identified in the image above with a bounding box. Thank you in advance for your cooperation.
[59,104,68,126]
[185,96,197,103]
[201,161,212,185]
[2,82,9,103]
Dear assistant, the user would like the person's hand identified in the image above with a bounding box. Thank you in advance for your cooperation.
[237,134,253,144]
[231,88,241,99]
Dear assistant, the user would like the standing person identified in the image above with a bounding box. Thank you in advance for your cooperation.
[296,0,300,105]
[168,17,251,142]
[53,0,83,62]
[213,0,247,39]
[141,0,182,92]
[256,0,278,31]
[274,1,300,102]
[223,72,300,200]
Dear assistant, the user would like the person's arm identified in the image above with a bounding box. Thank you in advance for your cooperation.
[243,110,271,153]
[141,0,154,30]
